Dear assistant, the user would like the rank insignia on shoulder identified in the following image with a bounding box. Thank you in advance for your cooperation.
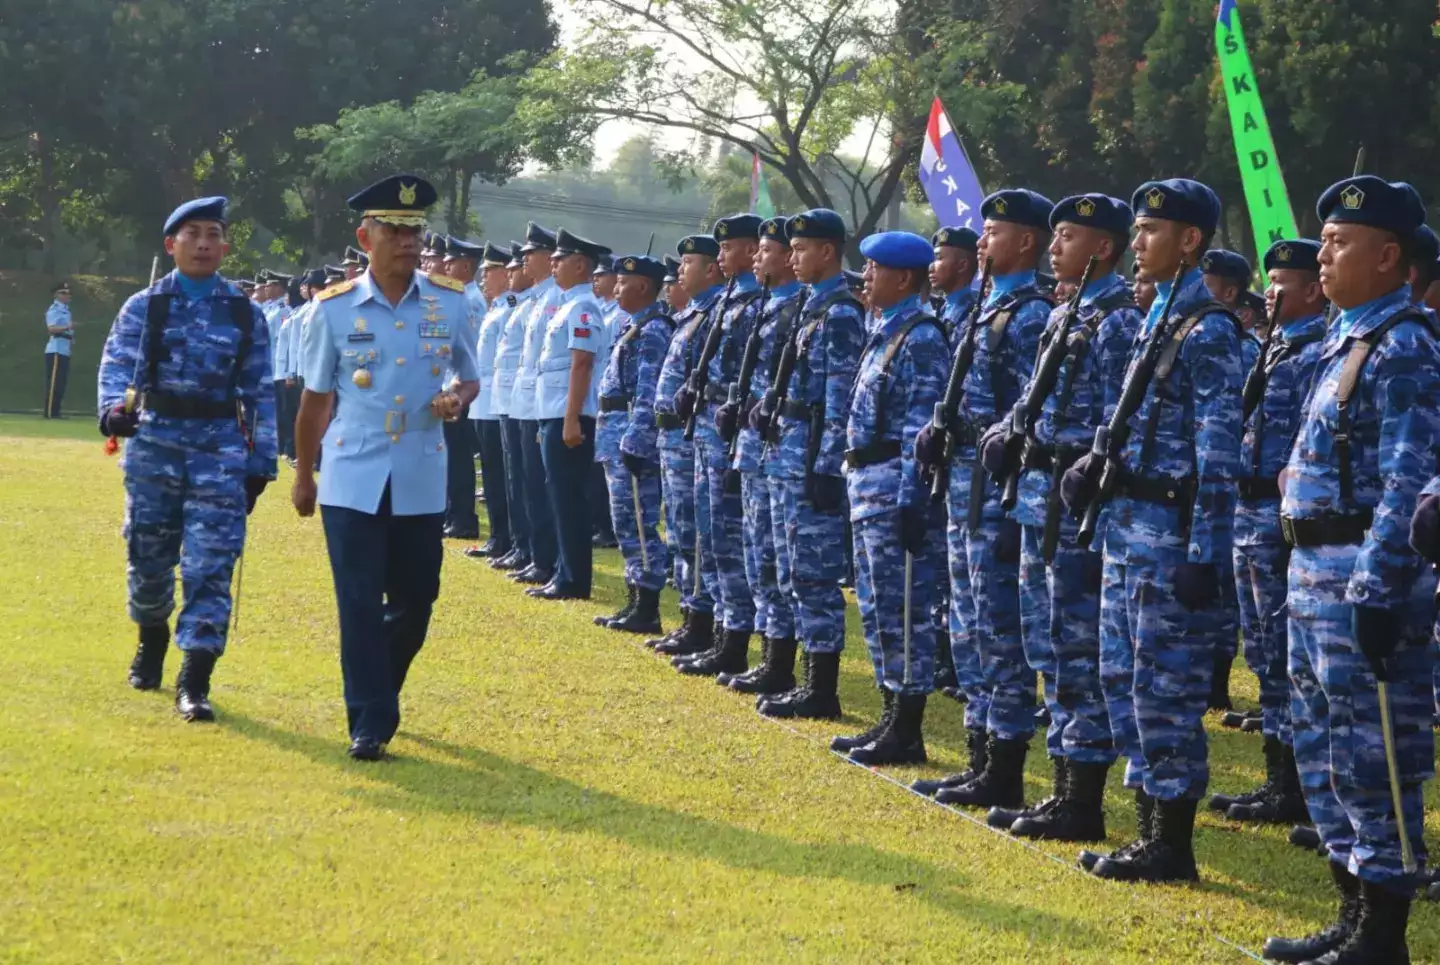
[427,273,465,292]
[316,278,357,301]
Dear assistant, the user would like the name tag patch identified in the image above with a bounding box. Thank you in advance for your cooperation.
[573,327,591,338]
[418,322,450,338]
[347,332,376,342]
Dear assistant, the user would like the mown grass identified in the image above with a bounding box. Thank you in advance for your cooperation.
[1,413,1436,963]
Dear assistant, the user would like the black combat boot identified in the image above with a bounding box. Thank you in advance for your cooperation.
[936,735,1027,809]
[1262,861,1361,963]
[595,585,637,628]
[174,649,218,722]
[830,689,895,753]
[759,650,809,711]
[1301,878,1412,965]
[1208,648,1233,712]
[757,651,841,720]
[848,694,927,766]
[128,622,170,690]
[647,608,687,649]
[1012,760,1109,842]
[1290,825,1323,853]
[719,636,767,688]
[656,610,713,657]
[910,725,989,797]
[677,628,749,677]
[1227,740,1309,824]
[1091,796,1198,883]
[1209,733,1281,813]
[728,637,797,695]
[989,756,1068,829]
[611,587,662,635]
[1080,789,1153,871]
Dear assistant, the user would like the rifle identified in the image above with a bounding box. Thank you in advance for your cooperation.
[724,274,773,464]
[1075,261,1188,548]
[999,256,1099,510]
[926,259,994,502]
[1240,291,1285,422]
[105,254,163,456]
[682,275,736,441]
[758,290,812,460]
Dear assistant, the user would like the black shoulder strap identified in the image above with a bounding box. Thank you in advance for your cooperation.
[871,313,942,441]
[1089,287,1138,318]
[229,297,255,396]
[144,293,174,391]
[1137,301,1237,470]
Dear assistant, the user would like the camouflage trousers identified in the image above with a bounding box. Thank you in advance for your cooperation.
[1234,536,1293,744]
[945,463,989,730]
[772,476,846,653]
[123,436,246,654]
[604,462,666,592]
[660,447,712,614]
[854,510,940,695]
[742,472,794,639]
[1100,559,1212,801]
[965,515,1032,741]
[1212,553,1240,664]
[1020,525,1114,764]
[694,435,754,632]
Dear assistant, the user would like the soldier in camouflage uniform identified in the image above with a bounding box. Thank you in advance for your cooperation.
[99,196,277,723]
[1262,177,1440,965]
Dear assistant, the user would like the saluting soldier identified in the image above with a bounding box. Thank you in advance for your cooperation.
[462,243,515,561]
[290,174,479,760]
[98,196,277,721]
[488,243,540,574]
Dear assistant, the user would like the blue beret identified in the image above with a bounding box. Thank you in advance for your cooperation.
[614,254,667,285]
[1412,225,1438,267]
[1131,179,1221,234]
[1317,176,1426,237]
[163,196,228,236]
[505,243,524,269]
[520,222,557,253]
[663,256,681,283]
[787,208,847,242]
[1049,194,1134,236]
[843,269,865,292]
[1200,249,1252,281]
[859,231,933,270]
[678,235,720,258]
[1263,239,1321,274]
[554,228,611,261]
[713,213,762,242]
[592,254,615,276]
[303,268,326,287]
[347,174,435,227]
[445,237,485,260]
[932,226,979,250]
[981,189,1054,230]
[760,217,790,246]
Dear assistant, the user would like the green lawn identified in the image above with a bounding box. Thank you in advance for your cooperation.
[2,413,1436,963]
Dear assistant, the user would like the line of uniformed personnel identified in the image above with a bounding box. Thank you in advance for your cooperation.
[99,170,1440,965]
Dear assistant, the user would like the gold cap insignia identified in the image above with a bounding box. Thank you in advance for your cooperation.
[1341,185,1365,210]
[938,229,950,243]
[792,216,806,231]
[764,223,776,235]
[1202,254,1214,271]
[625,258,637,270]
[1276,244,1292,263]
[683,239,695,252]
[717,223,729,237]
[1075,198,1096,218]
[398,181,417,206]
[1146,188,1164,210]
[993,199,1008,215]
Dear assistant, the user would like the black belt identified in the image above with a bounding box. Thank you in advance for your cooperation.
[1238,477,1281,501]
[1281,511,1373,548]
[141,392,236,420]
[655,412,682,430]
[1116,473,1194,507]
[844,440,901,469]
[779,400,814,420]
[702,383,731,403]
[599,395,630,413]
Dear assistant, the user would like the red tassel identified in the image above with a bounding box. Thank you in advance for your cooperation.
[103,436,119,456]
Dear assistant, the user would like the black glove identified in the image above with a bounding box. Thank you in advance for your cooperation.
[1060,452,1100,514]
[899,504,928,554]
[994,519,1021,564]
[979,424,1019,478]
[914,423,946,467]
[723,468,742,495]
[748,400,773,438]
[244,476,270,516]
[1353,605,1403,681]
[715,401,740,444]
[622,453,649,477]
[100,403,139,438]
[1411,494,1440,564]
[808,473,846,514]
[673,386,696,423]
[1174,562,1220,611]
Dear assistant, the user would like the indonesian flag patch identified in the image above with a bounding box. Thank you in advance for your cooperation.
[574,313,591,338]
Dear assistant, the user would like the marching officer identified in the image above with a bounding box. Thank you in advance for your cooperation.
[489,243,540,573]
[754,208,865,721]
[832,231,950,762]
[593,255,673,632]
[44,281,74,417]
[463,243,515,561]
[98,196,277,721]
[1060,178,1244,883]
[291,174,479,760]
[1262,177,1440,964]
[1208,239,1326,828]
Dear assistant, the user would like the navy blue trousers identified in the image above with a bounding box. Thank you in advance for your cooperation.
[499,416,532,559]
[519,419,557,571]
[474,418,511,551]
[540,416,595,595]
[443,419,479,532]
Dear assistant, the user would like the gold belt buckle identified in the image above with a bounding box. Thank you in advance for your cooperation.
[384,409,407,442]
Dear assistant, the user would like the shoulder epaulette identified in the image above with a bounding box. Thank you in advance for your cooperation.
[427,272,465,292]
[315,278,357,302]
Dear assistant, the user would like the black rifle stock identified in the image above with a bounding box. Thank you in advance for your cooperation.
[682,275,736,441]
[758,291,811,459]
[926,258,994,502]
[1240,291,1284,422]
[724,276,773,461]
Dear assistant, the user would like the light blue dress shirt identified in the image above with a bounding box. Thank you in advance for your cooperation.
[468,292,515,421]
[490,286,536,416]
[45,301,73,356]
[536,282,605,420]
[511,277,559,421]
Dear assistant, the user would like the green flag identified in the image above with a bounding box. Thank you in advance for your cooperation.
[1216,0,1297,255]
[751,153,777,218]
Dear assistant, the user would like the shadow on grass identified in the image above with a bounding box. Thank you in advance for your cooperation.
[221,708,1104,943]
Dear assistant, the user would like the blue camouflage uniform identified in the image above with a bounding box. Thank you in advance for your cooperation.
[512,270,562,573]
[597,281,672,593]
[1012,268,1140,764]
[98,271,277,652]
[492,277,538,562]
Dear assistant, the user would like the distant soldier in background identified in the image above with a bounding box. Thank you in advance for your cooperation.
[43,281,74,418]
[663,256,688,312]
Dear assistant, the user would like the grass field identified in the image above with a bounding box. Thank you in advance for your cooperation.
[3,413,1438,963]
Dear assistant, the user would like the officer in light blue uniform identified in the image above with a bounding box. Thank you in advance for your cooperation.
[593,255,673,632]
[463,243,515,561]
[508,224,563,587]
[97,196,277,722]
[593,254,622,335]
[291,174,479,761]
[488,243,539,573]
[439,236,488,540]
[530,228,612,600]
[1262,177,1440,964]
[43,282,74,418]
